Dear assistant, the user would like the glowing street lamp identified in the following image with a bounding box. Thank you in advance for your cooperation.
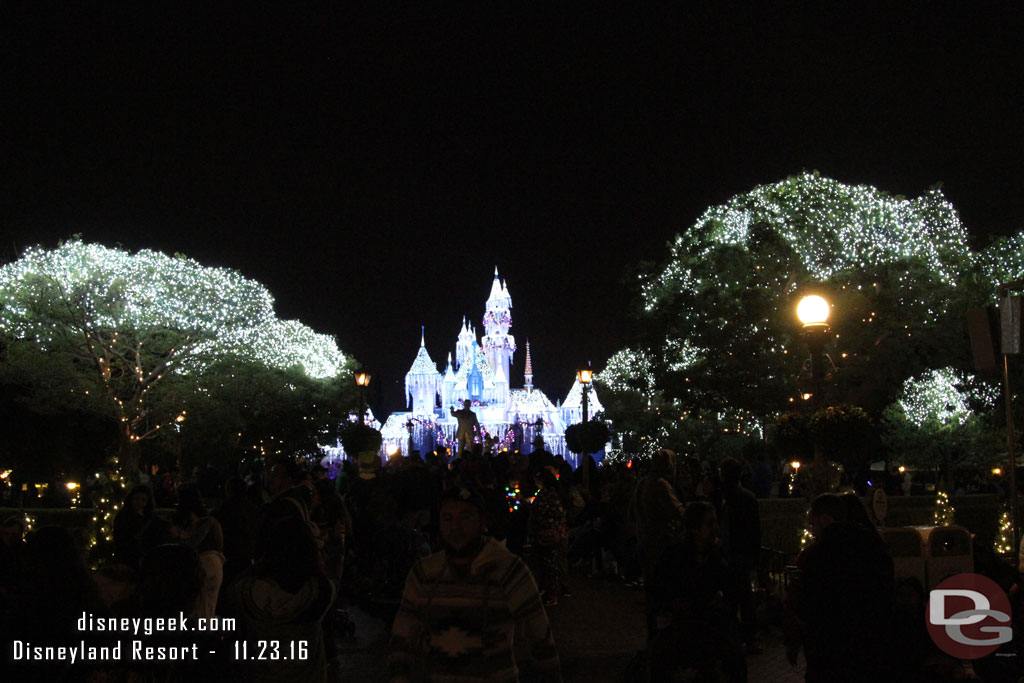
[577,366,594,491]
[577,368,593,423]
[797,295,830,329]
[797,294,831,411]
[355,371,371,425]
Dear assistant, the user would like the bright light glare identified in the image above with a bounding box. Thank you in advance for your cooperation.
[797,295,830,325]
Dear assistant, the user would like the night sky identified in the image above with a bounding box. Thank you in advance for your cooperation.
[3,5,1023,414]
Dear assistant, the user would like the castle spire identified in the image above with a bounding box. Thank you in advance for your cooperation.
[421,326,425,347]
[524,340,533,393]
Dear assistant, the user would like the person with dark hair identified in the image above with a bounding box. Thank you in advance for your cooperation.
[649,501,746,682]
[718,457,762,653]
[112,484,155,568]
[790,493,895,682]
[227,516,337,683]
[171,485,226,620]
[215,475,260,585]
[390,486,561,682]
[531,467,568,605]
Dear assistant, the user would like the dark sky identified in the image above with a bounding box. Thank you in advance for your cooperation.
[3,5,1023,414]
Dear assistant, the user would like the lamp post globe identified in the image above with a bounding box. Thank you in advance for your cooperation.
[797,294,830,328]
[355,371,371,425]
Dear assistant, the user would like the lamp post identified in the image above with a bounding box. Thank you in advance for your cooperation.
[355,371,371,425]
[577,367,594,491]
[577,368,593,423]
[797,294,830,495]
[797,295,830,412]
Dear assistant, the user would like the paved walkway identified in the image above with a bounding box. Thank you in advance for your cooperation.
[333,574,805,682]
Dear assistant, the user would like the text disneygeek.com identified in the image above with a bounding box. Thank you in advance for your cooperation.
[8,611,240,664]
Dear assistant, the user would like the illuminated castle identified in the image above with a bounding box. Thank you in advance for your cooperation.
[380,267,603,459]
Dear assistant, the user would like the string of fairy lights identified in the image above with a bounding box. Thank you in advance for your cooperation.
[0,241,346,380]
[0,240,350,560]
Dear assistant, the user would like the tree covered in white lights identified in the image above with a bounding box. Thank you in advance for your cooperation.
[0,240,350,476]
[604,173,996,464]
[882,367,1001,473]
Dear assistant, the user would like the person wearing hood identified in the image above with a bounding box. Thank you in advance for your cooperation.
[226,515,337,683]
[390,486,562,683]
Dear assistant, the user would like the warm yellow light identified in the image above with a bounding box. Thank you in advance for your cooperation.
[790,461,801,470]
[355,371,371,387]
[801,393,813,401]
[898,466,906,473]
[577,368,594,384]
[993,467,1003,476]
[0,469,11,480]
[387,445,401,456]
[175,412,187,423]
[66,482,79,490]
[797,295,830,326]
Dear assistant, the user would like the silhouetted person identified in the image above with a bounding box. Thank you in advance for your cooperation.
[631,449,685,639]
[792,493,894,682]
[718,457,761,653]
[451,399,480,455]
[112,484,155,568]
[649,501,746,682]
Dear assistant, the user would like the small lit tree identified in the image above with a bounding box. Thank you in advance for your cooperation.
[994,505,1014,556]
[933,489,956,526]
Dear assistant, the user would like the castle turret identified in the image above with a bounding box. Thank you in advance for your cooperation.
[482,267,515,387]
[524,340,534,393]
[441,352,456,408]
[456,316,474,370]
[405,328,440,415]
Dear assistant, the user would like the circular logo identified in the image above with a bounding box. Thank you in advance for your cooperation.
[926,573,1013,659]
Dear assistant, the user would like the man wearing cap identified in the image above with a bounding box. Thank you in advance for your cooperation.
[390,486,562,682]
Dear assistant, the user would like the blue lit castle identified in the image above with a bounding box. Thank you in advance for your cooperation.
[379,268,602,462]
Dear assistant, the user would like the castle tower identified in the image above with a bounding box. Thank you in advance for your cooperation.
[441,352,456,408]
[524,340,533,393]
[405,328,441,415]
[455,316,474,370]
[481,267,515,388]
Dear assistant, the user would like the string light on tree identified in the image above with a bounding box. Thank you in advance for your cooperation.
[933,490,956,526]
[994,505,1014,556]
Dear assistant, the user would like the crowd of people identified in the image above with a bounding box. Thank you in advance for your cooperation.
[3,436,1024,682]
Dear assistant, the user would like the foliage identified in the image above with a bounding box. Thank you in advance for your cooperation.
[564,420,611,454]
[769,411,814,462]
[881,368,1002,474]
[0,240,351,475]
[601,173,1016,467]
[158,355,358,471]
[808,404,876,476]
[339,423,383,454]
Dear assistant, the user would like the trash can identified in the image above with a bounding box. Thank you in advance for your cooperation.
[880,526,926,590]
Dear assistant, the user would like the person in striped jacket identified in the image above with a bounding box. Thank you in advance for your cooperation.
[390,486,562,683]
